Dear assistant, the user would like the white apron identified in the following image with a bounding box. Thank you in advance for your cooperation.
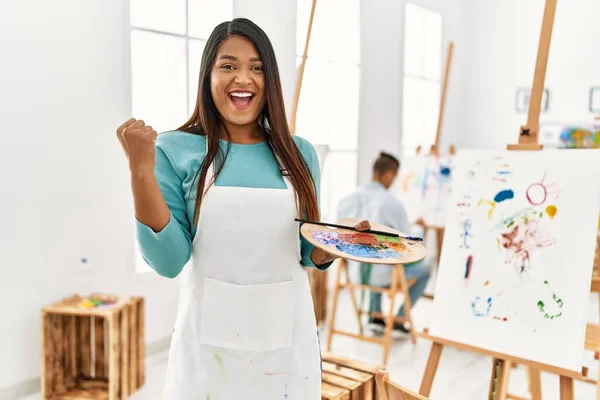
[162,146,322,399]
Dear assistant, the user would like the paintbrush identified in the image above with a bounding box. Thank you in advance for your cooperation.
[295,219,423,242]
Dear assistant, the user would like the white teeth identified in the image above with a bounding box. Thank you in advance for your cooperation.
[230,92,253,98]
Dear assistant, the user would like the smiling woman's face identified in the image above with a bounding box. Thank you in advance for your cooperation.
[210,35,266,128]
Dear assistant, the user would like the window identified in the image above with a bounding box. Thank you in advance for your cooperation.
[295,0,361,221]
[129,0,233,273]
[402,3,443,153]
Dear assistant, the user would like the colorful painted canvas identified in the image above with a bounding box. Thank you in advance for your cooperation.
[300,218,427,265]
[422,155,455,227]
[395,155,428,223]
[428,149,600,372]
[395,155,455,228]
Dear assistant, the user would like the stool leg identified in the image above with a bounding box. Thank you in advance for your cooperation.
[382,267,399,365]
[344,263,364,335]
[398,266,417,344]
[327,260,343,350]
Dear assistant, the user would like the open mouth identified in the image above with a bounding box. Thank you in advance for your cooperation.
[228,91,255,110]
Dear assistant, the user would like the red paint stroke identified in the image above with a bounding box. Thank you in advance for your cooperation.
[493,316,508,322]
[339,232,378,246]
[493,177,507,183]
[456,202,470,207]
[338,232,407,252]
[526,171,559,206]
[499,214,556,275]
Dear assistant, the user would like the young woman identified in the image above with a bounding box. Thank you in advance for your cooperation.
[116,18,370,399]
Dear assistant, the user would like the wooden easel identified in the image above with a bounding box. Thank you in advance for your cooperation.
[419,42,455,299]
[418,1,583,398]
[288,0,329,326]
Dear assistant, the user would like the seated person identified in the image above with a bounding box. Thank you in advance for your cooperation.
[337,152,430,335]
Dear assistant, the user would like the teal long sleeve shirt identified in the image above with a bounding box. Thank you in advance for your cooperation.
[134,130,332,278]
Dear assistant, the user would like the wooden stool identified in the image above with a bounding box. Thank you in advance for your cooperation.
[320,351,384,400]
[41,294,145,400]
[506,323,600,400]
[327,259,418,365]
[376,370,430,400]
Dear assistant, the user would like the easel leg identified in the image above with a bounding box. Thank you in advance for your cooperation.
[344,264,364,335]
[526,367,542,400]
[489,359,510,400]
[419,342,443,396]
[382,267,399,365]
[397,266,417,344]
[435,227,444,269]
[326,261,343,350]
[559,376,574,400]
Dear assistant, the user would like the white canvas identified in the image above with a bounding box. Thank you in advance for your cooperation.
[429,149,600,372]
[396,155,429,223]
[396,154,455,228]
[422,155,455,228]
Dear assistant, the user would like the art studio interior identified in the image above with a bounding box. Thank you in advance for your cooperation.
[3,0,600,399]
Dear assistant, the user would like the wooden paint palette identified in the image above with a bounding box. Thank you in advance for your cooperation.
[300,218,427,265]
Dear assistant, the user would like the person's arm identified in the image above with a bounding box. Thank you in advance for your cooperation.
[134,139,193,278]
[383,197,412,235]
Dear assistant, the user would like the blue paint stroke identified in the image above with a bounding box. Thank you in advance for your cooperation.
[336,243,401,259]
[493,189,514,203]
[459,219,473,249]
[471,296,492,317]
[496,170,512,175]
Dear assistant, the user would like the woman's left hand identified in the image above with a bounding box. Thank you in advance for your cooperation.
[309,220,372,266]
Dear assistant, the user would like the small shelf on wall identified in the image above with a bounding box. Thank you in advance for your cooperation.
[589,87,600,113]
[515,87,550,113]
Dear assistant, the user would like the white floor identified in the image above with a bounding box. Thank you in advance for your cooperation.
[20,283,600,399]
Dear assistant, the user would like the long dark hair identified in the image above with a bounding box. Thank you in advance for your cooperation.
[177,18,319,226]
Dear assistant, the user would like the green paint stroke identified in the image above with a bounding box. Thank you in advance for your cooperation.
[375,234,401,243]
[213,353,227,381]
[537,280,564,319]
[206,395,211,400]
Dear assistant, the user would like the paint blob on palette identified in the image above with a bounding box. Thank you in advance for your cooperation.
[300,218,427,265]
[311,231,406,259]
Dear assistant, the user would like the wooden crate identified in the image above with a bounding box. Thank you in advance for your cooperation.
[321,351,385,400]
[41,294,145,400]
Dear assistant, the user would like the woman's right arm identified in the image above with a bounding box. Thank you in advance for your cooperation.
[118,119,192,278]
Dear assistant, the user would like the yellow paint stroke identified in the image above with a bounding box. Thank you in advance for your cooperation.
[477,198,496,220]
[545,205,557,219]
[399,172,415,191]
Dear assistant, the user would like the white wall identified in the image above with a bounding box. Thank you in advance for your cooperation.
[0,0,180,394]
[357,0,467,184]
[233,0,298,119]
[459,0,600,149]
[0,0,297,396]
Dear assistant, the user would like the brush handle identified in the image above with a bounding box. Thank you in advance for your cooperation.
[295,219,423,242]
